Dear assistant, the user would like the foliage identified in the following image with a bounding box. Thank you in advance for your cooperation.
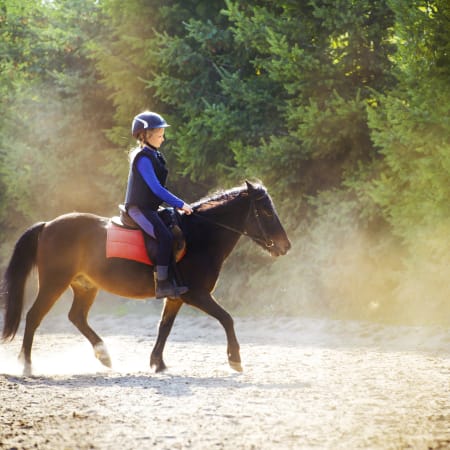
[139,0,394,206]
[0,0,113,261]
[357,0,450,321]
[367,0,450,241]
[92,0,227,196]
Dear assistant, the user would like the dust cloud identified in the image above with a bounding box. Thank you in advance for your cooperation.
[218,204,450,327]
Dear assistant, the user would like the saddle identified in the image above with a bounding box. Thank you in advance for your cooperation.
[107,205,186,266]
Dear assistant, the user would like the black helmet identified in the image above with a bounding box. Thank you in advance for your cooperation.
[131,111,170,138]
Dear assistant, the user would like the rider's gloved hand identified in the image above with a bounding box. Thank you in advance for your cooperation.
[180,203,193,215]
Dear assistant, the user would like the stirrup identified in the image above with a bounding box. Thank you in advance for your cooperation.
[155,279,188,299]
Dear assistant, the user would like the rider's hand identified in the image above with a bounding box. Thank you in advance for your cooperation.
[180,203,193,215]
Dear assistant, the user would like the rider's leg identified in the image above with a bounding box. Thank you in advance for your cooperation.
[150,215,188,298]
[130,206,188,298]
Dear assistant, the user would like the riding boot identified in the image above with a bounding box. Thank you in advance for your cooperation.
[154,265,188,299]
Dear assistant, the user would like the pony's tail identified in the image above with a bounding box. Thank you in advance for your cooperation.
[1,222,46,341]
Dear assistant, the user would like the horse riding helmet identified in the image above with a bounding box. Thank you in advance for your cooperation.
[131,112,170,138]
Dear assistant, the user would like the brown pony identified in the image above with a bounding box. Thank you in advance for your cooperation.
[1,181,290,375]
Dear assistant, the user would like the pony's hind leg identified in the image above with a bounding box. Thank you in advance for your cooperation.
[20,281,70,376]
[68,278,111,368]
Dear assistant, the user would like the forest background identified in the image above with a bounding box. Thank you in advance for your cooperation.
[1,0,449,325]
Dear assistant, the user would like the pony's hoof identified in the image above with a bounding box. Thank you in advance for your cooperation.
[18,351,33,376]
[22,363,33,377]
[94,342,112,368]
[150,358,167,373]
[229,360,243,372]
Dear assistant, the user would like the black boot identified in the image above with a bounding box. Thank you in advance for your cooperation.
[154,266,188,299]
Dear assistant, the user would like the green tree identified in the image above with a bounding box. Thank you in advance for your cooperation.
[0,0,113,261]
[93,0,227,197]
[104,1,393,209]
[368,0,450,241]
[352,0,450,322]
[223,0,395,214]
[97,0,395,213]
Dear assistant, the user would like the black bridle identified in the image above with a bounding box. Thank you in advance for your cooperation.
[192,194,275,249]
[251,195,275,249]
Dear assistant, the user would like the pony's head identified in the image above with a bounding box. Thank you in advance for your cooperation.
[244,181,291,257]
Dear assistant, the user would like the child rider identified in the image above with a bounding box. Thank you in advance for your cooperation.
[124,111,193,299]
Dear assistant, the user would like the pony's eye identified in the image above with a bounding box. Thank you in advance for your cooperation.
[261,208,273,218]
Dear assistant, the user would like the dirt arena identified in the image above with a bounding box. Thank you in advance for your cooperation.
[1,303,449,449]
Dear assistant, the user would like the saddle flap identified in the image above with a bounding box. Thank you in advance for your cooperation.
[106,224,152,265]
[106,221,186,266]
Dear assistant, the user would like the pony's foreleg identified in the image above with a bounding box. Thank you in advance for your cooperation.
[185,291,242,372]
[68,283,111,368]
[150,298,183,372]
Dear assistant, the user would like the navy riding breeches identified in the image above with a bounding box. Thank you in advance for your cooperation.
[128,206,173,266]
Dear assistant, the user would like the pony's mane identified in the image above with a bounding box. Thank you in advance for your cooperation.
[193,183,265,213]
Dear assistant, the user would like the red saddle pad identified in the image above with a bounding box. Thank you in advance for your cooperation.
[106,223,152,266]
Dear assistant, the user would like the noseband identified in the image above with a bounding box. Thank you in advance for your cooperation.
[192,194,275,249]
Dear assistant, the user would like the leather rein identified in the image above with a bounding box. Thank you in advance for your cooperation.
[191,194,275,249]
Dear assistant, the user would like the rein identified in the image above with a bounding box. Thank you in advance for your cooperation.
[192,196,275,249]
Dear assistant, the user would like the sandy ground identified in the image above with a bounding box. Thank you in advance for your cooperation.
[0,303,449,450]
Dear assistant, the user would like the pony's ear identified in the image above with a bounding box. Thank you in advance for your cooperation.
[245,180,256,193]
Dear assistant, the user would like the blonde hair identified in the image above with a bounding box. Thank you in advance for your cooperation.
[128,129,158,161]
[136,129,158,148]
